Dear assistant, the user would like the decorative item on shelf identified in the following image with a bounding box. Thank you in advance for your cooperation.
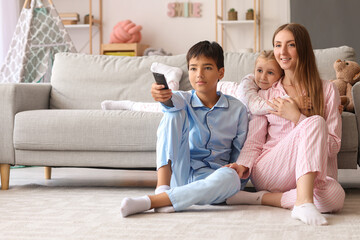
[110,20,142,43]
[84,14,94,24]
[167,2,202,18]
[59,12,79,25]
[143,48,172,56]
[228,8,238,20]
[246,8,254,20]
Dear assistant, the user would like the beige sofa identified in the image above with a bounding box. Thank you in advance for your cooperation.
[0,46,359,190]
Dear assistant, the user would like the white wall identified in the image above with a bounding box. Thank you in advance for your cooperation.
[0,1,21,67]
[53,0,290,55]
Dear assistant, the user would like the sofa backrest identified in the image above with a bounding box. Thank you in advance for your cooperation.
[314,46,356,80]
[50,46,356,109]
[50,53,188,109]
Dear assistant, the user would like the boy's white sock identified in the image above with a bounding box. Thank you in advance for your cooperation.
[150,62,182,90]
[154,185,175,213]
[291,203,328,225]
[120,196,151,217]
[101,100,134,110]
[226,190,269,205]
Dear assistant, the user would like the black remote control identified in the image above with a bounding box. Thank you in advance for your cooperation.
[152,72,174,107]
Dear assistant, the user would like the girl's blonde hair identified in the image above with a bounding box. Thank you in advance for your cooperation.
[255,50,284,76]
[272,23,324,117]
[256,50,276,64]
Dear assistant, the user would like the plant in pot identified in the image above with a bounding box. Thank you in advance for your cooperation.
[228,8,238,21]
[246,8,254,20]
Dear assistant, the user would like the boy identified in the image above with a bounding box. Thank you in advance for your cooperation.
[120,41,248,217]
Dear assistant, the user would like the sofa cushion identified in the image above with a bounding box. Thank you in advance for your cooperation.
[14,110,163,151]
[314,46,356,81]
[222,52,259,84]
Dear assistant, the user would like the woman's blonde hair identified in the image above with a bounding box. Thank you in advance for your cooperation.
[272,23,324,117]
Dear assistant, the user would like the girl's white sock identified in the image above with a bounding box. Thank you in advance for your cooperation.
[226,190,269,205]
[101,100,135,110]
[150,62,182,90]
[101,100,162,112]
[131,102,162,112]
[291,203,328,225]
[154,185,175,213]
[120,196,151,217]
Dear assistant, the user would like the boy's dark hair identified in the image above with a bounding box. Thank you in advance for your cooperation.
[186,41,224,70]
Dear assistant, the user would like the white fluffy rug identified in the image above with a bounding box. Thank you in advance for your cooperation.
[1,168,360,240]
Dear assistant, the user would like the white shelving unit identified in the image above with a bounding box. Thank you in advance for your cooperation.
[218,20,255,25]
[215,0,260,52]
[64,24,92,28]
[88,0,102,54]
[61,0,102,54]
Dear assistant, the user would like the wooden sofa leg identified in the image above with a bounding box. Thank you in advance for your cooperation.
[0,164,10,190]
[44,166,52,180]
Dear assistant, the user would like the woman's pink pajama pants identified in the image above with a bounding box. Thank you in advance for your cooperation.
[251,116,345,213]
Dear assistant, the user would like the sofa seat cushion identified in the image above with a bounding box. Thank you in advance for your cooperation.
[13,108,357,154]
[14,110,163,151]
[340,112,358,152]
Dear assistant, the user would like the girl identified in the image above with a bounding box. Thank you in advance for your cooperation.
[226,23,345,226]
[217,50,308,115]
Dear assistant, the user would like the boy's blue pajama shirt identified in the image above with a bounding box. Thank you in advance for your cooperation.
[156,90,249,211]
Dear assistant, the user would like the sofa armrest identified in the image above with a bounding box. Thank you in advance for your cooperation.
[0,83,51,164]
[352,81,360,165]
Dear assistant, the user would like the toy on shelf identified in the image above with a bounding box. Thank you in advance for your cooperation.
[143,48,172,56]
[110,20,142,43]
[331,59,360,112]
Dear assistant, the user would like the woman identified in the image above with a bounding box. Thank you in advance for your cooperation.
[227,23,345,226]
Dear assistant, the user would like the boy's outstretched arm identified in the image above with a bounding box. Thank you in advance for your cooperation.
[151,82,173,106]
